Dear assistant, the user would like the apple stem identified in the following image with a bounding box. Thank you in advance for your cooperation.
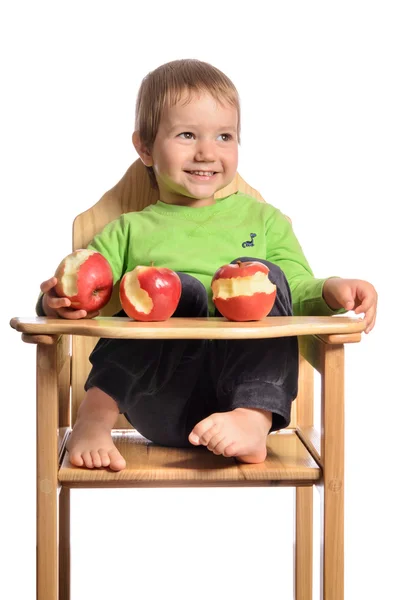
[150,261,154,267]
[236,261,243,268]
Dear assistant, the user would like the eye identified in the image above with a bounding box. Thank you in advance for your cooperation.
[217,133,233,142]
[178,132,195,140]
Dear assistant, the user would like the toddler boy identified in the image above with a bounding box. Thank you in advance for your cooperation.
[39,59,377,471]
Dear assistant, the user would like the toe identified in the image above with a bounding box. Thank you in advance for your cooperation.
[82,450,94,468]
[98,449,111,468]
[108,449,126,471]
[188,432,200,445]
[200,424,221,447]
[189,416,217,446]
[90,451,103,468]
[223,442,239,458]
[207,432,226,452]
[69,451,84,467]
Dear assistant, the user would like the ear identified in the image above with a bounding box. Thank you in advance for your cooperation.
[132,131,153,167]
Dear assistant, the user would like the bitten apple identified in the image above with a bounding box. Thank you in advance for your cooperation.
[120,265,182,321]
[211,260,277,321]
[54,249,113,312]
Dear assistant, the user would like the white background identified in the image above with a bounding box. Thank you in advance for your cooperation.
[1,1,396,599]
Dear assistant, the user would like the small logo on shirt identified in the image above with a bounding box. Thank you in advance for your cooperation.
[242,233,257,248]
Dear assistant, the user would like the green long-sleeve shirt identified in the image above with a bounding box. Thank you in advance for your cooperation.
[87,191,342,317]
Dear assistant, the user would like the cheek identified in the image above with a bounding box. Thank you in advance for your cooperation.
[226,147,238,170]
[159,144,185,171]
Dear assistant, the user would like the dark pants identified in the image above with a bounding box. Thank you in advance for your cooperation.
[85,258,299,447]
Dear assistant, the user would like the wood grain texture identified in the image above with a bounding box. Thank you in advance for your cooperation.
[58,430,320,487]
[318,332,362,344]
[10,315,366,339]
[58,487,70,600]
[296,427,322,468]
[22,333,55,345]
[57,336,71,432]
[295,352,314,429]
[37,341,59,600]
[294,354,314,599]
[320,343,345,600]
[295,487,313,600]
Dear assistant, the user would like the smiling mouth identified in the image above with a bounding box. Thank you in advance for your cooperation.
[185,170,217,176]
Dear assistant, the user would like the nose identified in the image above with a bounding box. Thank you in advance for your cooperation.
[194,138,216,162]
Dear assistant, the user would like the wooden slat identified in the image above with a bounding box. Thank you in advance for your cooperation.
[59,487,70,600]
[22,333,55,345]
[10,315,366,340]
[295,487,313,600]
[297,426,322,467]
[58,430,320,487]
[71,335,95,424]
[295,353,314,429]
[58,336,71,427]
[320,343,345,600]
[294,353,314,599]
[318,332,361,344]
[37,341,59,600]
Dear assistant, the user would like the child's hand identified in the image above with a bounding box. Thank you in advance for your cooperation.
[322,277,377,334]
[40,277,100,320]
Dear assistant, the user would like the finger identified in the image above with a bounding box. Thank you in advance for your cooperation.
[354,298,372,315]
[47,296,72,309]
[364,306,377,334]
[57,308,88,320]
[40,277,58,293]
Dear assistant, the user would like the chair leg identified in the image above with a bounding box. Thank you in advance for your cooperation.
[294,486,313,600]
[37,342,59,599]
[59,487,71,600]
[320,344,344,600]
[318,480,344,600]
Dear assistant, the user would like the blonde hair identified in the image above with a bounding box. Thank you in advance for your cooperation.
[135,59,241,187]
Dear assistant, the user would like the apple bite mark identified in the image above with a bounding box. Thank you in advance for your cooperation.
[121,268,154,315]
[59,249,98,297]
[119,265,182,321]
[54,249,114,312]
[212,271,276,299]
[211,260,277,321]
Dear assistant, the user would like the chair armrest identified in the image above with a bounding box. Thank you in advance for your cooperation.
[10,315,365,341]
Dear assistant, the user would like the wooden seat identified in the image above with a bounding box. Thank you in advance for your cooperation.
[58,429,320,487]
[10,159,364,599]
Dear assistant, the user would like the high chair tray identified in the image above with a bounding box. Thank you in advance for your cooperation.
[10,315,365,340]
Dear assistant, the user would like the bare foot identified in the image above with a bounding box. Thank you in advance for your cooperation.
[66,387,126,471]
[188,407,272,463]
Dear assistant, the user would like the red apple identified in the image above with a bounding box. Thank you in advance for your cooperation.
[54,249,113,312]
[120,265,182,321]
[211,260,277,321]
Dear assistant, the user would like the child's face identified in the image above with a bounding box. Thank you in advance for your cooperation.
[145,91,238,206]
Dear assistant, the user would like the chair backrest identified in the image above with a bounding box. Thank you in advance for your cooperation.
[71,159,299,429]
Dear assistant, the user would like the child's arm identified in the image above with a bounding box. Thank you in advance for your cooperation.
[322,277,377,333]
[265,207,340,316]
[264,206,377,330]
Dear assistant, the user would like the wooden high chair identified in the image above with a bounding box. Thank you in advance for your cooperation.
[10,159,364,600]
